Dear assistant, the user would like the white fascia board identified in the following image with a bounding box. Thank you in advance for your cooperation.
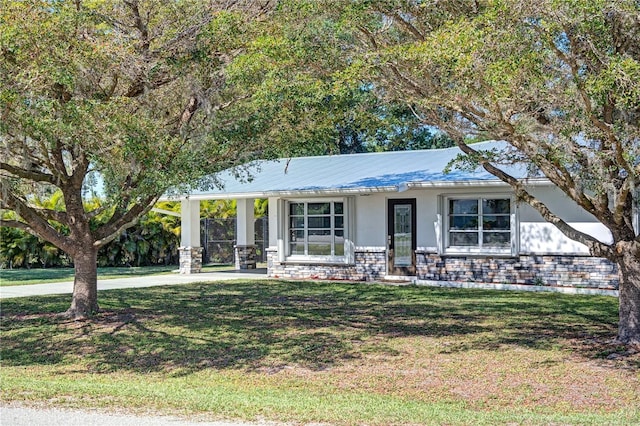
[161,186,401,201]
[159,194,184,202]
[159,192,269,201]
[151,208,181,217]
[262,186,400,197]
[405,177,552,189]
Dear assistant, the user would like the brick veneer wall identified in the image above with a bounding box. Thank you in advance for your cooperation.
[415,251,619,290]
[266,248,619,289]
[234,245,257,270]
[179,246,203,274]
[266,248,386,281]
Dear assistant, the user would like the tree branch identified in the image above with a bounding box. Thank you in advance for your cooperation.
[86,204,111,220]
[537,23,634,180]
[390,11,425,41]
[0,219,36,235]
[125,0,150,52]
[93,194,159,247]
[0,182,73,252]
[357,25,379,50]
[458,97,608,221]
[30,207,68,224]
[178,96,200,132]
[384,62,430,99]
[0,162,56,184]
[454,140,616,260]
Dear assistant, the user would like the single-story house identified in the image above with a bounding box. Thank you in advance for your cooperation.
[172,141,635,293]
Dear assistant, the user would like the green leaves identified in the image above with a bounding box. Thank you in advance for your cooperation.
[0,0,289,274]
[587,56,640,109]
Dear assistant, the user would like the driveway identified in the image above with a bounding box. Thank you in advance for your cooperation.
[0,269,271,299]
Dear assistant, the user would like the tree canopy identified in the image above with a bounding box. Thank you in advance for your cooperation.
[0,0,443,320]
[310,0,639,343]
[222,0,453,155]
[0,0,279,316]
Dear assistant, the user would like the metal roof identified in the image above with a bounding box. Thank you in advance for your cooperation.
[177,141,534,200]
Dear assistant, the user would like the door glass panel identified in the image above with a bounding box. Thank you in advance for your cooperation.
[394,204,412,267]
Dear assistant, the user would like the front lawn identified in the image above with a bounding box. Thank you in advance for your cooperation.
[1,280,638,425]
[0,264,244,286]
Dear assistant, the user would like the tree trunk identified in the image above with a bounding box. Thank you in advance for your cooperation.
[616,248,640,345]
[66,247,99,319]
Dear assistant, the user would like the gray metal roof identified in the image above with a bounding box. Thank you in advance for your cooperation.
[178,141,533,199]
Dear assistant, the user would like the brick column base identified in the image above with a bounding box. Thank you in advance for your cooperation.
[235,245,257,270]
[179,247,203,274]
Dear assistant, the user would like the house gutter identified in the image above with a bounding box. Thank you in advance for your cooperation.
[160,185,401,201]
[150,208,181,217]
[160,178,553,201]
[405,177,552,189]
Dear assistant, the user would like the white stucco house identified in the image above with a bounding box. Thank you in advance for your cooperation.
[172,141,632,293]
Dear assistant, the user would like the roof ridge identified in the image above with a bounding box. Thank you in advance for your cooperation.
[281,140,502,161]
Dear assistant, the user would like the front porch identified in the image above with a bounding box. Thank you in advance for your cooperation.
[179,198,261,274]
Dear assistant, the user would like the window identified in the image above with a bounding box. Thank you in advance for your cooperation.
[447,197,512,252]
[288,201,345,259]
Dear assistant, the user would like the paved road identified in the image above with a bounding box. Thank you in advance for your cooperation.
[0,269,271,299]
[0,405,279,426]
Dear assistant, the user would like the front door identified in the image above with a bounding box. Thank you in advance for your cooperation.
[387,198,417,276]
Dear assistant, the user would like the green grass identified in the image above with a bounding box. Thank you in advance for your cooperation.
[0,264,252,286]
[1,280,638,425]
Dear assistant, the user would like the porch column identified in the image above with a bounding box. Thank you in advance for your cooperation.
[235,198,256,270]
[179,199,202,274]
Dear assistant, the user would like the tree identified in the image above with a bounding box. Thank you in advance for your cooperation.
[223,0,453,156]
[0,0,277,318]
[323,0,639,343]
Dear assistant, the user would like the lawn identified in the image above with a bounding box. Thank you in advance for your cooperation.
[0,264,246,286]
[1,280,638,425]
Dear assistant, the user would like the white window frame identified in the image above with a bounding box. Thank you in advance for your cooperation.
[442,194,517,256]
[284,198,351,264]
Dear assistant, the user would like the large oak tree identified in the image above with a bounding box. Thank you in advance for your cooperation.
[0,0,276,318]
[319,0,639,343]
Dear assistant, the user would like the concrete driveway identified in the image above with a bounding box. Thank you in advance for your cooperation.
[0,269,271,299]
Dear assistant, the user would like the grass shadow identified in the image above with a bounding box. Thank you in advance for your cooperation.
[1,280,635,374]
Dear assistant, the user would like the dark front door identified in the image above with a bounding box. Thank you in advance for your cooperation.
[387,198,417,276]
